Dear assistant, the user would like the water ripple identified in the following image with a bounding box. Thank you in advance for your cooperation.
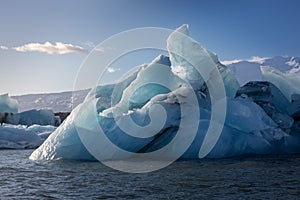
[0,150,299,199]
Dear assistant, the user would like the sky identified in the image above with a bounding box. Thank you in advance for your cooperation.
[0,0,299,95]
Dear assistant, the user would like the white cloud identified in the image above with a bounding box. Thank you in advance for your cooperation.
[221,59,243,65]
[221,56,268,65]
[13,42,87,55]
[106,67,120,73]
[94,46,115,52]
[0,45,8,50]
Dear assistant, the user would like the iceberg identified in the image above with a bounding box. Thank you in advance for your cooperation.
[30,25,300,164]
[0,93,60,127]
[17,109,61,126]
[0,94,58,149]
[1,109,61,127]
[0,124,56,149]
[0,93,18,113]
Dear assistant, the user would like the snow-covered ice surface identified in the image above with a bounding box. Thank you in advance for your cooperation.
[30,25,300,161]
[225,56,300,86]
[0,124,56,149]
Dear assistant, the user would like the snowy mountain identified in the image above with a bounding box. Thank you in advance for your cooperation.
[12,89,89,113]
[223,56,300,86]
[10,56,300,113]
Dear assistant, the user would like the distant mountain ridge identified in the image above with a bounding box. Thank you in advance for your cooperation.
[12,89,89,113]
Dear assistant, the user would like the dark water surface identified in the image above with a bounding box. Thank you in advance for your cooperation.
[0,150,299,199]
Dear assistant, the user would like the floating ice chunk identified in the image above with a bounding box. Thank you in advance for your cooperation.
[0,93,18,113]
[0,124,55,149]
[4,109,60,126]
[0,109,60,127]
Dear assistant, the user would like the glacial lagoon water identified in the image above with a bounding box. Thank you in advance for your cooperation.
[0,150,299,199]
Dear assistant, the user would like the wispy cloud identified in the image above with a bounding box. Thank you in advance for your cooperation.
[95,46,115,52]
[82,41,96,48]
[106,67,120,73]
[81,42,114,53]
[13,42,87,55]
[0,45,8,50]
[94,46,105,52]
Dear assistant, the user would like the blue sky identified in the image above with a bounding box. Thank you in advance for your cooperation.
[0,0,299,95]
